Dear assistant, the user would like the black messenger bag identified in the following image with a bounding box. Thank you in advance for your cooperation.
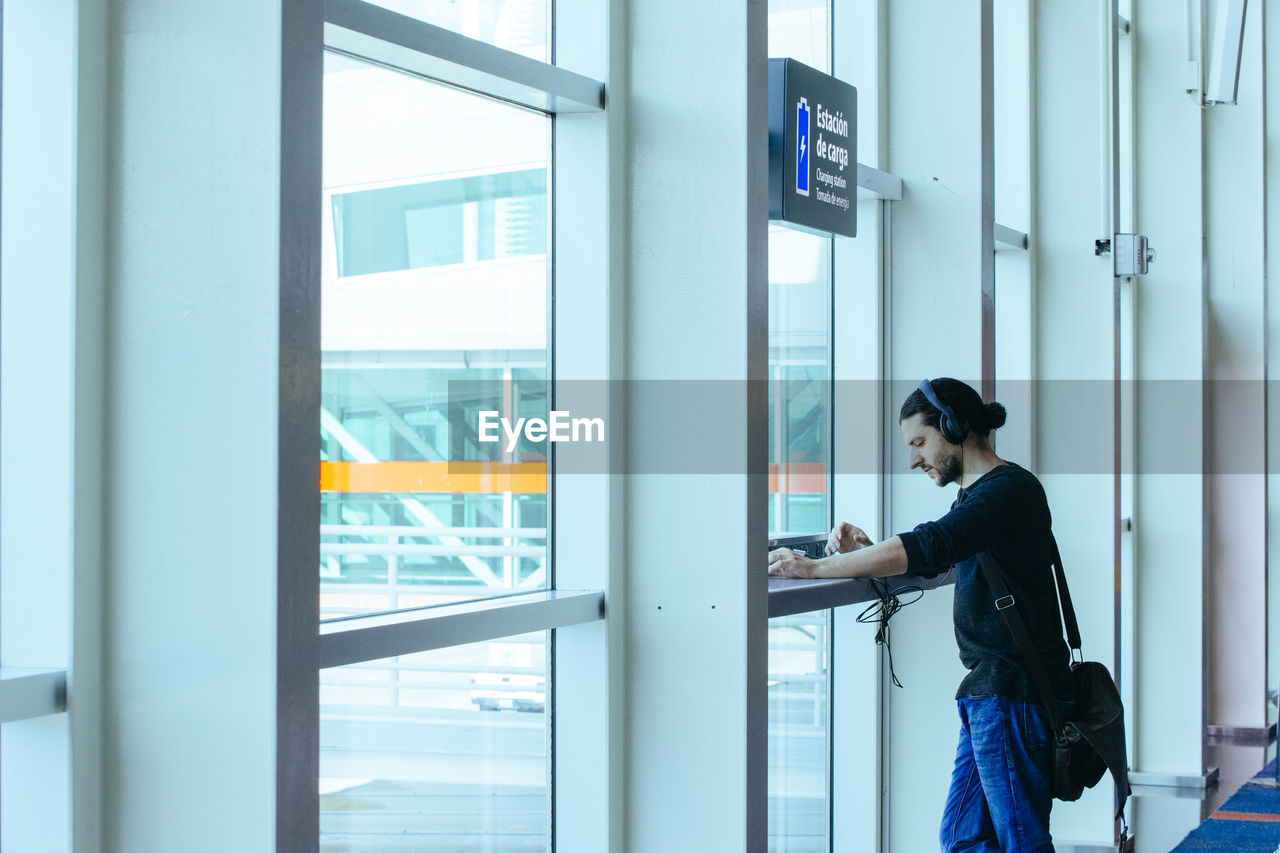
[976,538,1131,821]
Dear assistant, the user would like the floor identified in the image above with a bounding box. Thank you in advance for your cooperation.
[1128,741,1277,853]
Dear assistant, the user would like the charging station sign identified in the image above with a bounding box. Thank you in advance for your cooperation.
[768,58,857,238]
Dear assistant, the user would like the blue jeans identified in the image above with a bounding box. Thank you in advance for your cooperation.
[939,696,1063,853]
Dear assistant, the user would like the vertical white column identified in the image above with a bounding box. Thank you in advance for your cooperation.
[102,2,285,851]
[880,3,987,851]
[1031,0,1119,843]
[0,2,76,850]
[553,1,622,851]
[621,0,769,850]
[1204,0,1267,734]
[1130,0,1208,784]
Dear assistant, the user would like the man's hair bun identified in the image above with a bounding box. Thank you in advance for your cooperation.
[983,401,1007,431]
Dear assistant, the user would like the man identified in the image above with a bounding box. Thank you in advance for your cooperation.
[768,378,1071,853]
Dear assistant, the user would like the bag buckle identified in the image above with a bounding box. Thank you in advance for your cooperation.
[995,594,1015,611]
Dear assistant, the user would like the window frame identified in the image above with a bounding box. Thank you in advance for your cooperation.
[281,2,609,851]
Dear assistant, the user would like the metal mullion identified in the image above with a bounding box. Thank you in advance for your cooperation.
[877,196,892,853]
[0,668,66,724]
[822,0,836,823]
[546,66,559,853]
[980,0,995,401]
[855,163,902,200]
[994,223,1029,251]
[279,0,323,849]
[320,589,603,668]
[824,605,835,853]
[324,0,604,114]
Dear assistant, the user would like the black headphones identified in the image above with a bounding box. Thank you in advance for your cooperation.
[918,379,970,445]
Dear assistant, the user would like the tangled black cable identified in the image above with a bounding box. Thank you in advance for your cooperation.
[855,578,925,688]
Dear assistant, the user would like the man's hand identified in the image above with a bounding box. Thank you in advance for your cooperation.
[826,522,873,556]
[768,548,821,578]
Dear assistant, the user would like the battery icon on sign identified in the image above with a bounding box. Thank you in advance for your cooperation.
[796,97,811,196]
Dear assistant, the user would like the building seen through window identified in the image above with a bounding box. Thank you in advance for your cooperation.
[319,50,552,850]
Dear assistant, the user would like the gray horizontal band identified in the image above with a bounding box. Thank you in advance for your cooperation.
[320,589,605,667]
[325,0,605,113]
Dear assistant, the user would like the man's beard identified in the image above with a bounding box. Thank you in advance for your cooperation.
[934,450,963,487]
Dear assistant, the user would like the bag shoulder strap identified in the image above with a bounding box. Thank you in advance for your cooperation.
[1048,534,1082,655]
[983,541,1132,825]
[975,550,1064,733]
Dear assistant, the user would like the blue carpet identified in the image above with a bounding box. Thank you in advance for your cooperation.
[1170,758,1280,852]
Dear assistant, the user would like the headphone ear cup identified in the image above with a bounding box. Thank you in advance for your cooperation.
[918,378,970,444]
[941,412,969,444]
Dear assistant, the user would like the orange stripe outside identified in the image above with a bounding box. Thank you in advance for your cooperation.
[320,461,548,494]
[319,461,830,494]
[1210,811,1280,823]
[768,463,827,495]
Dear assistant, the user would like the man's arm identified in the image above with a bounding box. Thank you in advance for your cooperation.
[900,472,1044,574]
[768,536,908,579]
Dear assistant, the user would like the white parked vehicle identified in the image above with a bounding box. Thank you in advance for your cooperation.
[470,672,546,713]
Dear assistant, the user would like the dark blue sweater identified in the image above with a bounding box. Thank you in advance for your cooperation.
[898,463,1072,702]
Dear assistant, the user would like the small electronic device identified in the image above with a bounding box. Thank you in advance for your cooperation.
[766,533,827,559]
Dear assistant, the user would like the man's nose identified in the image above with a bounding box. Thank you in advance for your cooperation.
[908,450,923,469]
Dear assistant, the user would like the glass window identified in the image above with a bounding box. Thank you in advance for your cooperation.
[321,53,550,619]
[768,613,831,853]
[768,226,832,537]
[360,0,549,62]
[320,632,549,850]
[768,0,829,70]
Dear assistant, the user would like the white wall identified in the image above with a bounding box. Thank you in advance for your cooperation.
[621,0,769,850]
